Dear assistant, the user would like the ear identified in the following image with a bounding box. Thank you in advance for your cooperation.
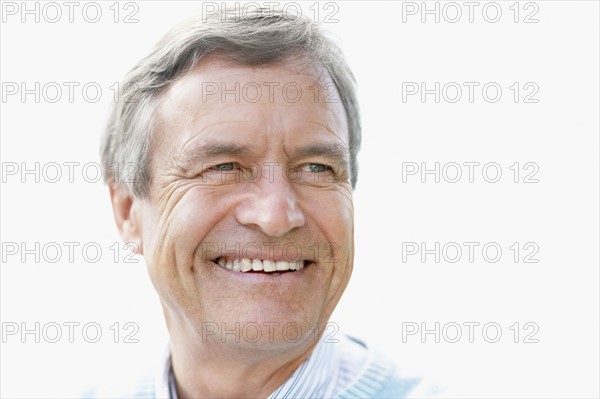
[109,183,144,255]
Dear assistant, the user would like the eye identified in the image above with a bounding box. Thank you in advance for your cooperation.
[211,162,237,171]
[303,163,332,173]
[198,162,246,184]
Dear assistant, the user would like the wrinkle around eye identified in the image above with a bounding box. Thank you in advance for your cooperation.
[154,171,238,212]
[152,176,197,223]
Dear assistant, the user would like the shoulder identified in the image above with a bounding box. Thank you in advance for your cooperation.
[118,377,157,399]
[337,336,445,399]
[375,366,445,399]
[79,349,168,399]
[80,376,156,398]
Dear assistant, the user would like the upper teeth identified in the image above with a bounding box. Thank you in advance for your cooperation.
[217,258,304,272]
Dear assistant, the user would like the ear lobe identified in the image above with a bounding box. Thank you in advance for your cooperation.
[109,183,143,255]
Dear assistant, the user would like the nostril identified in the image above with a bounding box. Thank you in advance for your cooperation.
[234,190,306,238]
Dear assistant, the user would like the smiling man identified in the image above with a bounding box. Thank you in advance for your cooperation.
[101,8,438,399]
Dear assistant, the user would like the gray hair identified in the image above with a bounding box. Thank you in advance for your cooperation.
[101,8,361,197]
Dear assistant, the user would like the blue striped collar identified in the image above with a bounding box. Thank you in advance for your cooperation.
[157,334,369,399]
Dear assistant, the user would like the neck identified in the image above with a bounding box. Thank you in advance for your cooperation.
[169,329,316,399]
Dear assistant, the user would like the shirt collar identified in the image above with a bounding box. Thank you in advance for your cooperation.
[267,335,341,399]
[157,334,367,399]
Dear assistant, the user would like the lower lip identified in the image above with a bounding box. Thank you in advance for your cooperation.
[209,261,313,281]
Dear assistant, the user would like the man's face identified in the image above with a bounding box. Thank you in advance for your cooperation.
[133,56,353,348]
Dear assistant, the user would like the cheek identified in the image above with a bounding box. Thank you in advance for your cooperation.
[142,188,232,290]
[303,187,353,234]
[173,187,233,241]
[301,191,354,321]
[301,188,354,269]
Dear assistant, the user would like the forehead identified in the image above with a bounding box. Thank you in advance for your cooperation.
[155,55,349,147]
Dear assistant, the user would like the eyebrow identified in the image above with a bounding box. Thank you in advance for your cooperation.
[292,144,348,157]
[173,141,350,171]
[291,144,350,170]
[187,143,250,158]
[173,142,250,170]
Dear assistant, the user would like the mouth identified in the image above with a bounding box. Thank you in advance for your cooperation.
[213,257,312,274]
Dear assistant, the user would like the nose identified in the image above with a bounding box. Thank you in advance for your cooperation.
[235,173,305,237]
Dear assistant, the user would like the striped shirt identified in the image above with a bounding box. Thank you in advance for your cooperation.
[89,334,443,398]
[159,335,369,399]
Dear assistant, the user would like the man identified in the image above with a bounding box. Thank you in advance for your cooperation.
[101,8,439,399]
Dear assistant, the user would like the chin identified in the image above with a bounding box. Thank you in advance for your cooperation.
[196,304,324,349]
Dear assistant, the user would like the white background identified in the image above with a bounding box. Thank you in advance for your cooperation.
[1,1,599,398]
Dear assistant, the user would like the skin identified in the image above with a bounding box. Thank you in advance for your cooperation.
[110,55,354,398]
